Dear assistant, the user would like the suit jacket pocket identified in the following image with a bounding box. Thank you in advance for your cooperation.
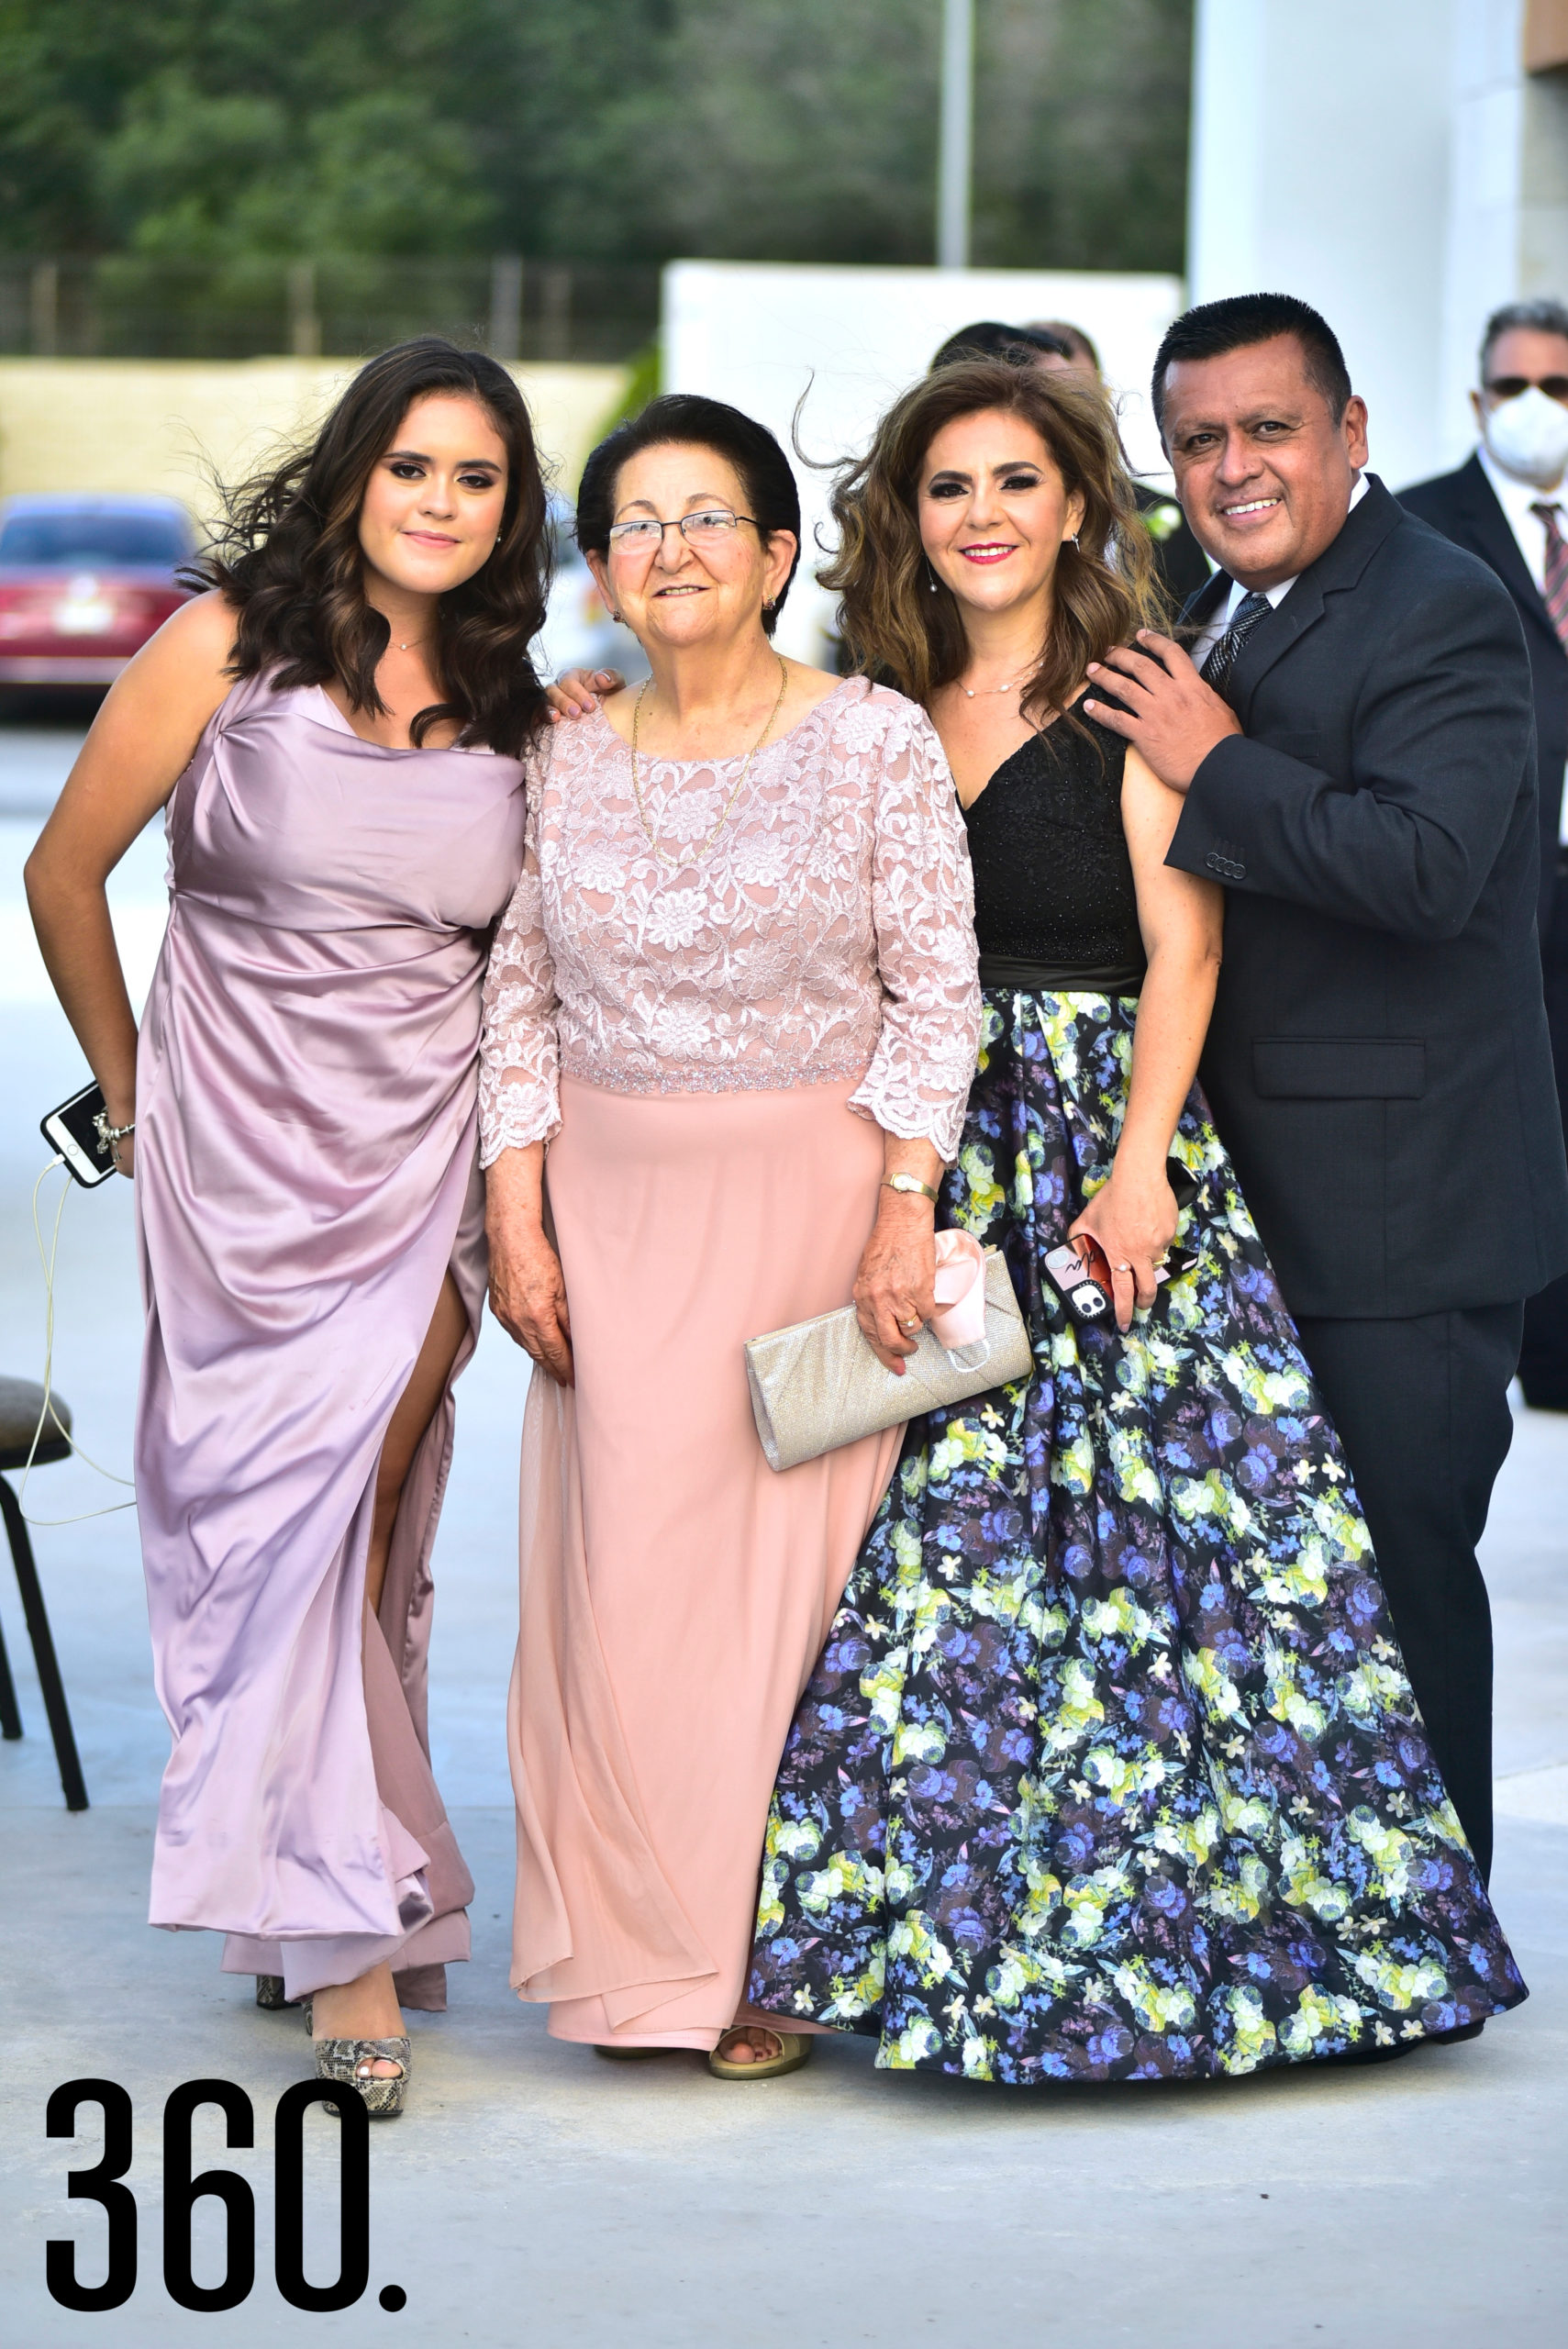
[1252,1037,1427,1098]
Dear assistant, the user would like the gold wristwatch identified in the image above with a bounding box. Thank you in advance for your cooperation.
[883,1173,940,1203]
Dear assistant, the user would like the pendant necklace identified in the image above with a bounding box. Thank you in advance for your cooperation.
[630,657,791,869]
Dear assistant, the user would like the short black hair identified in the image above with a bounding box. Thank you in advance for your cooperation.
[1151,294,1352,438]
[575,393,801,634]
[1029,318,1100,373]
[930,320,1073,373]
[1480,298,1568,379]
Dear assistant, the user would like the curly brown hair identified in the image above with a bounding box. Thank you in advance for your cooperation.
[822,358,1168,729]
[187,338,551,759]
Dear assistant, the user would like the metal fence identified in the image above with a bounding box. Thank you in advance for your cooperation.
[0,255,661,365]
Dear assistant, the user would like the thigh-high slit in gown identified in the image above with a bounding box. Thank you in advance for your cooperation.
[135,669,526,2006]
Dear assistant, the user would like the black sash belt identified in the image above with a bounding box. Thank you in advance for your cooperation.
[977,953,1146,997]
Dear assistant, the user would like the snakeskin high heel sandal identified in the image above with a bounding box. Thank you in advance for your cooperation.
[255,1976,304,2011]
[313,2035,411,2121]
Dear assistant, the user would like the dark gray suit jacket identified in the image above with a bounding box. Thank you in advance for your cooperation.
[1400,451,1567,939]
[1167,475,1568,1319]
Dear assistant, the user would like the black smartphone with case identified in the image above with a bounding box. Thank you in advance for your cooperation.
[40,1082,117,1187]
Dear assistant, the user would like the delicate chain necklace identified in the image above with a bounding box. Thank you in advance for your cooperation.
[960,665,1038,699]
[630,656,790,868]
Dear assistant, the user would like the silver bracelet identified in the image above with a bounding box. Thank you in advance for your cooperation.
[94,1110,135,1158]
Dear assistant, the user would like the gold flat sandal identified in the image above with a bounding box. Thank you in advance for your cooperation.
[707,2028,812,2082]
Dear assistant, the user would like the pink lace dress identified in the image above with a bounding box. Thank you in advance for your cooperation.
[480,676,980,2047]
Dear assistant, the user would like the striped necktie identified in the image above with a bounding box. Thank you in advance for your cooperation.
[1530,502,1568,651]
[1199,587,1271,700]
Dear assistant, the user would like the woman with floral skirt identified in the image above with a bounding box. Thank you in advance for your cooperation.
[740,357,1526,2083]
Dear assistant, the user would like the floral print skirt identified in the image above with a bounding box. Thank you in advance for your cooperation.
[747,989,1526,2082]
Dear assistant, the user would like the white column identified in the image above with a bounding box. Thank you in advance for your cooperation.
[936,0,973,268]
[1440,3,1528,461]
[1187,0,1456,486]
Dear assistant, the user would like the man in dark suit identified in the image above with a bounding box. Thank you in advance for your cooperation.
[1082,291,1568,1893]
[1401,299,1568,1409]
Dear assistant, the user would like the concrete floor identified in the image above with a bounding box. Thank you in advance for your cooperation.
[1,721,1564,2346]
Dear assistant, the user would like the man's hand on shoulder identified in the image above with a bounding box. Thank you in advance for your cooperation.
[1082,630,1241,793]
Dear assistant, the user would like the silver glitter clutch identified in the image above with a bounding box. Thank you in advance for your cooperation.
[744,1248,1033,1473]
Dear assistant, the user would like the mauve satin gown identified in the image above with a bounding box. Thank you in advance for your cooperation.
[134,667,526,2006]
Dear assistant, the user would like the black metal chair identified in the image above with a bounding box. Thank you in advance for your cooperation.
[0,1375,89,1809]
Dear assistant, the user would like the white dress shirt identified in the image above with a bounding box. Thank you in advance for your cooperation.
[1189,473,1368,670]
[1476,445,1568,841]
[1477,443,1554,594]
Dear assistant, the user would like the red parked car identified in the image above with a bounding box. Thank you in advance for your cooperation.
[0,494,196,689]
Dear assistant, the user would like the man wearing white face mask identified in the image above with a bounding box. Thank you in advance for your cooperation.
[1404,299,1568,1411]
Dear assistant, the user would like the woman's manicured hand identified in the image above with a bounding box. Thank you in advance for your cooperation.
[1068,1163,1180,1333]
[545,667,624,723]
[487,1211,574,1385]
[854,1193,938,1374]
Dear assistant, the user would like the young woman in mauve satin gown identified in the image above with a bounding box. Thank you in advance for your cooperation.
[26,338,551,2119]
[738,356,1525,2083]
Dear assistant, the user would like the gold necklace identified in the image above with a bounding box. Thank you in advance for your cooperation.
[630,657,790,869]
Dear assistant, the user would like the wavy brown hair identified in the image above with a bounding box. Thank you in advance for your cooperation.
[188,338,551,759]
[823,357,1168,730]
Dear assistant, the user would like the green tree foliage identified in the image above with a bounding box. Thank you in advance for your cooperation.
[0,0,1191,270]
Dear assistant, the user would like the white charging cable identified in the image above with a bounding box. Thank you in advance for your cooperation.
[17,1154,137,1527]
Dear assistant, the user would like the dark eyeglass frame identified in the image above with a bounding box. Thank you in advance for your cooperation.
[606,508,760,551]
[1484,375,1568,405]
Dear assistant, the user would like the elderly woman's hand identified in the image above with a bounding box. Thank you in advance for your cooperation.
[485,1146,574,1384]
[853,1140,944,1374]
[546,667,624,723]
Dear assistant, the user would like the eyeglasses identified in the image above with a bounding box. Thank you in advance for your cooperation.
[1485,376,1568,405]
[606,508,758,553]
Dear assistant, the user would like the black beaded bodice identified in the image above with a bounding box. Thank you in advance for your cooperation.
[962,713,1144,979]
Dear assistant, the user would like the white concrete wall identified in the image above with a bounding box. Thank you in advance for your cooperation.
[662,261,1183,664]
[1188,0,1457,488]
[1191,0,1568,488]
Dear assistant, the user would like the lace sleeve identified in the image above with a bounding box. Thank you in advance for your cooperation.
[479,772,562,1163]
[850,697,981,1162]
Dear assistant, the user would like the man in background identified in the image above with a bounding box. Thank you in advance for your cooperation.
[1029,317,1212,604]
[1402,299,1568,1412]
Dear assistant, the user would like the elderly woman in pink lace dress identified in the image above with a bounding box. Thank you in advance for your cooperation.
[480,395,980,2077]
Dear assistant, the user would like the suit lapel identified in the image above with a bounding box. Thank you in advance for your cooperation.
[1181,569,1230,629]
[1228,475,1402,723]
[1450,452,1558,644]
